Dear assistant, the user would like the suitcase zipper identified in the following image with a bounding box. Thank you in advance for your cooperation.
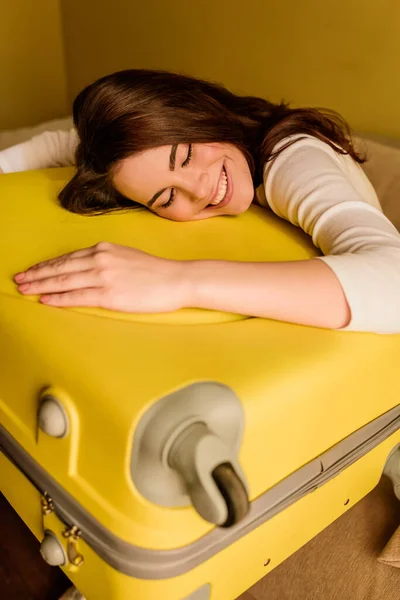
[41,491,55,515]
[2,445,85,569]
[40,490,84,567]
[62,524,85,567]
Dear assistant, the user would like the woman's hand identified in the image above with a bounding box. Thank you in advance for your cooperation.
[14,242,188,313]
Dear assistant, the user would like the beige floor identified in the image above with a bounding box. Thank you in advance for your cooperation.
[238,476,400,600]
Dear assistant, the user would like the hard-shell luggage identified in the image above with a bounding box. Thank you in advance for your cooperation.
[1,168,400,600]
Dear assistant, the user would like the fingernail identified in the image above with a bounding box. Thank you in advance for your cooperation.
[14,272,25,282]
[40,295,50,303]
[18,283,30,292]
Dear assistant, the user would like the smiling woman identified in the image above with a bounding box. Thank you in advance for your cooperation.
[1,68,400,333]
[112,141,253,221]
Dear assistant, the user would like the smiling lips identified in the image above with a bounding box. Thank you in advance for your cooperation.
[209,166,228,206]
[206,167,228,208]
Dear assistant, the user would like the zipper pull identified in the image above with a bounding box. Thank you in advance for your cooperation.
[62,525,85,567]
[41,492,55,515]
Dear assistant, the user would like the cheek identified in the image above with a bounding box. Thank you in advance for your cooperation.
[230,160,254,202]
[237,156,253,182]
[155,206,195,222]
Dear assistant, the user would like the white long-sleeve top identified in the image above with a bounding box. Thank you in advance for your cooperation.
[1,130,400,334]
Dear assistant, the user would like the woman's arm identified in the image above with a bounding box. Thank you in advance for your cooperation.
[0,129,77,173]
[258,136,400,333]
[182,257,350,329]
[14,241,348,329]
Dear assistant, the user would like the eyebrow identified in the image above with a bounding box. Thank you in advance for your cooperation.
[169,144,178,171]
[147,144,178,208]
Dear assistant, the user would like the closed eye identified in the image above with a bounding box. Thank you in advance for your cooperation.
[161,144,192,209]
[182,143,192,167]
[161,188,176,209]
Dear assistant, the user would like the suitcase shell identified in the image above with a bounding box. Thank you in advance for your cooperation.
[1,168,400,600]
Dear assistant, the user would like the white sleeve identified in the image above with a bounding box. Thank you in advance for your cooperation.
[0,129,78,173]
[263,135,400,334]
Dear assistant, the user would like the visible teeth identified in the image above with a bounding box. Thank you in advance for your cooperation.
[210,168,227,205]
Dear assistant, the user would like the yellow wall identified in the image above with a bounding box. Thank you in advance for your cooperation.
[61,0,400,138]
[0,0,68,129]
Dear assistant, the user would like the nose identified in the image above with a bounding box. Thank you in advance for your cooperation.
[186,171,209,203]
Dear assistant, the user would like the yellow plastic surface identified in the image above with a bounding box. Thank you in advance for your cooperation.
[1,168,400,599]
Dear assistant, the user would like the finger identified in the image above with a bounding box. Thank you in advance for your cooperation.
[27,246,94,268]
[17,271,99,295]
[15,247,95,282]
[15,256,96,283]
[39,288,104,308]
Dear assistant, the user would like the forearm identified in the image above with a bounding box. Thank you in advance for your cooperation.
[0,129,77,173]
[182,258,351,329]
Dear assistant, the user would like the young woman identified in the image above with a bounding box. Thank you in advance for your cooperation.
[1,69,399,333]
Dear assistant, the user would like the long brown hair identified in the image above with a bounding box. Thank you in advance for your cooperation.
[59,69,364,215]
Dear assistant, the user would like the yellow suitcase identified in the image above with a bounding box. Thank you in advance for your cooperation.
[1,168,400,600]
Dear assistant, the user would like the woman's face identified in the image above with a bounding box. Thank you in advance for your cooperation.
[112,143,255,221]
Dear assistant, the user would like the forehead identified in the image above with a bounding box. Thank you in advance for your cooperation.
[113,145,171,201]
